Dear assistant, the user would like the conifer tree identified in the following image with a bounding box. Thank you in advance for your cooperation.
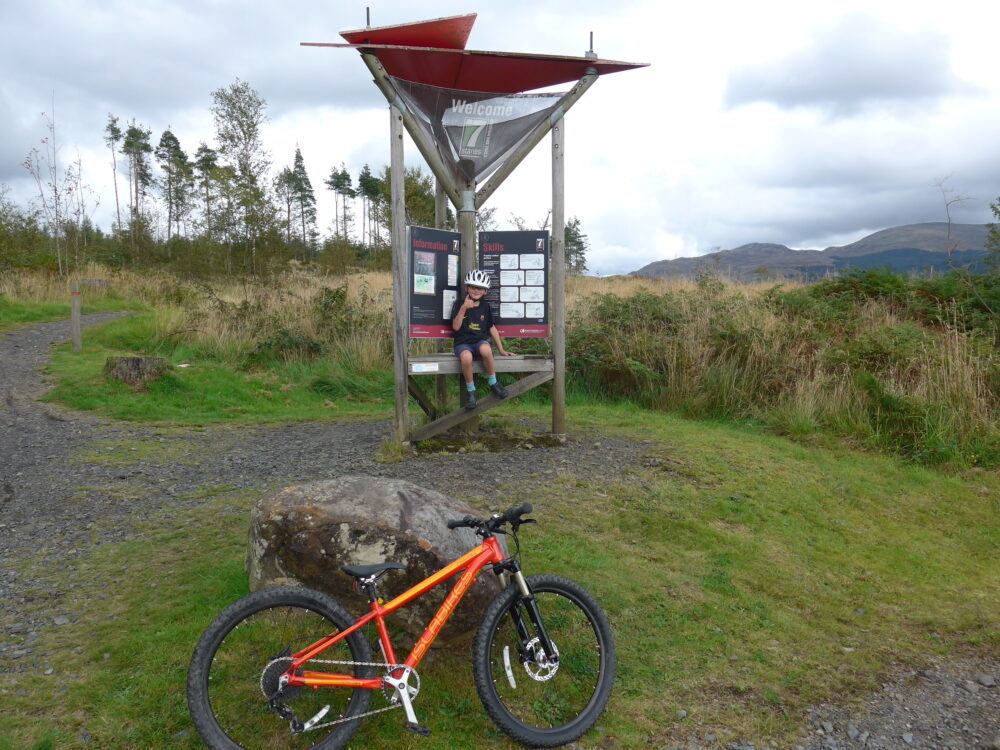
[564,216,590,275]
[357,163,383,248]
[193,143,219,238]
[121,120,153,258]
[155,129,193,242]
[104,114,123,233]
[324,164,355,240]
[291,147,317,251]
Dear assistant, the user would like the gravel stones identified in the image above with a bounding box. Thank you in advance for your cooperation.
[1,315,645,669]
[799,658,1000,749]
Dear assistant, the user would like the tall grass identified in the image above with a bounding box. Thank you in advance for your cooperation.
[6,265,998,467]
[567,270,1000,467]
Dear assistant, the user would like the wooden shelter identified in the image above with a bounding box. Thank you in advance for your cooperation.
[304,13,647,443]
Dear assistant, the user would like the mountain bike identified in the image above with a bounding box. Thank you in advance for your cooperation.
[186,503,616,749]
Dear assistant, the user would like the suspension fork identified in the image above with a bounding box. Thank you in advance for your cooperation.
[500,565,558,662]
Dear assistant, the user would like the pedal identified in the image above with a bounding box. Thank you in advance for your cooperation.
[405,721,432,737]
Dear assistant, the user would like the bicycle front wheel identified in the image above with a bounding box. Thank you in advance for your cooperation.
[472,574,616,747]
[187,586,372,750]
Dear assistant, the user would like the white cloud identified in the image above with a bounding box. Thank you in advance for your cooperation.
[2,0,1000,276]
[725,13,976,115]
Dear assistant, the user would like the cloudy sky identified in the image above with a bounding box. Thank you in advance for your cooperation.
[2,0,999,275]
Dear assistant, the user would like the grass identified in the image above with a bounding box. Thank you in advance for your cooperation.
[10,265,997,469]
[0,296,143,333]
[38,314,395,424]
[1,407,997,749]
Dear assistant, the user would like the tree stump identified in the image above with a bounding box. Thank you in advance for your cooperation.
[104,356,168,387]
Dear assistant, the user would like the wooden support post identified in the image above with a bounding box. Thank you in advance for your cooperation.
[434,178,450,412]
[70,280,82,352]
[390,105,409,443]
[551,120,566,437]
[407,376,440,420]
[409,371,555,443]
[457,182,478,433]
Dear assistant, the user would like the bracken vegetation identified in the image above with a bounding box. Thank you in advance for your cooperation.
[2,264,998,468]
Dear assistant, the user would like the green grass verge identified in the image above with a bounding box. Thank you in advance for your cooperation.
[0,296,145,333]
[40,314,395,424]
[1,409,997,749]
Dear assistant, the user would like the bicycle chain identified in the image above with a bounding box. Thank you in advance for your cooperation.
[281,659,411,732]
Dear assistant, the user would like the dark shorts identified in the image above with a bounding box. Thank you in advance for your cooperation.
[455,341,491,359]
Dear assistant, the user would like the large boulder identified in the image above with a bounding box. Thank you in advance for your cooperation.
[246,475,503,639]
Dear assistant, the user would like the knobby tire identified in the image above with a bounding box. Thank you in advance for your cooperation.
[186,586,372,750]
[472,574,616,747]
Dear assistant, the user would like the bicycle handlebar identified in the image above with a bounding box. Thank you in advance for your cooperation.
[446,503,534,534]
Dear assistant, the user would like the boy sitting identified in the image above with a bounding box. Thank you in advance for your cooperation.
[450,269,515,410]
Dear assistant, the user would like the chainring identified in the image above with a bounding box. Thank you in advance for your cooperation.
[382,665,420,703]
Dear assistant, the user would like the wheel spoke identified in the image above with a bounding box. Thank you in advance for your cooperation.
[473,575,615,747]
[188,587,372,750]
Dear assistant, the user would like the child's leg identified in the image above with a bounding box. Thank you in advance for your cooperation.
[457,344,479,409]
[478,342,507,398]
[478,341,496,377]
[458,347,476,386]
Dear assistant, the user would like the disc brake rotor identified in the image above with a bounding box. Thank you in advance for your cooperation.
[522,637,559,682]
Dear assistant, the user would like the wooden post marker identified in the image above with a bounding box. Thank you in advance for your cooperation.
[551,119,566,438]
[70,280,82,352]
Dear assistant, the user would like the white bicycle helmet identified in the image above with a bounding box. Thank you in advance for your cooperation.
[464,269,491,289]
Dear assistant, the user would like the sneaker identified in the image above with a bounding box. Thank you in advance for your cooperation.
[490,382,508,399]
[465,391,478,411]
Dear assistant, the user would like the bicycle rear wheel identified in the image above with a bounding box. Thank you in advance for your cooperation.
[472,574,616,747]
[187,586,372,750]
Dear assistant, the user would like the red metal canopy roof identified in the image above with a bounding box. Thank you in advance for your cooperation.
[339,13,476,50]
[302,13,647,94]
[302,42,647,94]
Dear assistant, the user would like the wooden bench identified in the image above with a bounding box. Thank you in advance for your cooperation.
[408,353,553,375]
[405,354,555,441]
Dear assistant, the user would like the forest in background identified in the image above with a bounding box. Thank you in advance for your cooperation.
[1,79,590,278]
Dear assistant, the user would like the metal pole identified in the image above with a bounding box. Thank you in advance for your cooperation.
[476,71,598,208]
[70,280,82,353]
[551,121,566,438]
[390,106,409,442]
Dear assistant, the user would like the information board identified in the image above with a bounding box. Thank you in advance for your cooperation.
[479,230,550,337]
[408,226,461,338]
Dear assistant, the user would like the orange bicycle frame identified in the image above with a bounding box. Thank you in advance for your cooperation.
[285,535,507,690]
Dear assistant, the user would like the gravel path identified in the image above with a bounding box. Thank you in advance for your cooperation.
[1,316,997,749]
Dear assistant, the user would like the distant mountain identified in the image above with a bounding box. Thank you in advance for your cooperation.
[633,223,990,280]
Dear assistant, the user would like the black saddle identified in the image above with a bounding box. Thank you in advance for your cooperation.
[340,561,407,582]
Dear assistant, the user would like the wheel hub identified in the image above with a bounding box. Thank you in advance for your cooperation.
[523,637,559,682]
[260,656,302,701]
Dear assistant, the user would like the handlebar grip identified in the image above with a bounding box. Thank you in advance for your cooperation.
[447,516,476,530]
[504,503,533,521]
